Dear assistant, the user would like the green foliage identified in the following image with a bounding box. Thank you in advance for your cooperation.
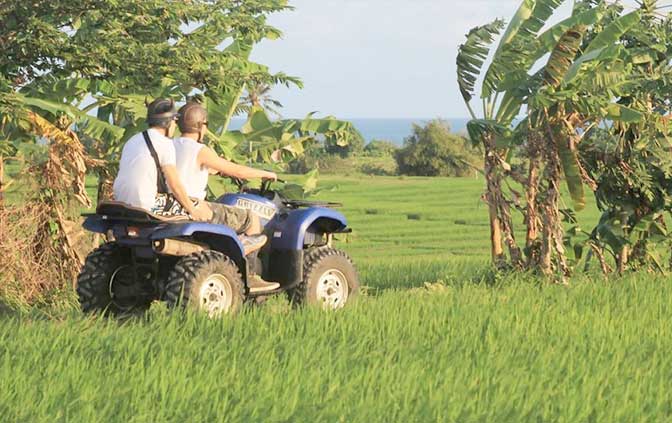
[0,1,300,158]
[1,1,293,89]
[0,0,359,204]
[324,127,365,158]
[482,0,565,99]
[456,19,505,106]
[458,0,672,273]
[363,139,398,157]
[232,107,362,163]
[395,120,480,177]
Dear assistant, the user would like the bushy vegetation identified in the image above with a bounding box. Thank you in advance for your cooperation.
[363,139,398,157]
[457,0,672,280]
[287,121,482,178]
[395,119,480,177]
[287,149,398,176]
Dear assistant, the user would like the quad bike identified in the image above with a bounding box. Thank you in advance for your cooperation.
[76,178,358,317]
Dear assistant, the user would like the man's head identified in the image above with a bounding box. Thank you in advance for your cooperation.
[146,98,178,137]
[177,102,208,142]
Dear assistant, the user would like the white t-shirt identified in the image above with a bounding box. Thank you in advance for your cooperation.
[113,129,176,210]
[173,137,209,200]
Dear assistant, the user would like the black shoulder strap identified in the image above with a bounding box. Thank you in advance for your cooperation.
[142,130,169,194]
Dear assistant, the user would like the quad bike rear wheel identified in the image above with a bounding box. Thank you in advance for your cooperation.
[76,243,155,317]
[289,247,359,310]
[163,250,245,317]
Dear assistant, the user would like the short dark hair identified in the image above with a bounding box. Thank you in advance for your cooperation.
[146,98,177,128]
[177,102,208,133]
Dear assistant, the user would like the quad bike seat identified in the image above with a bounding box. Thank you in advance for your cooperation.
[95,201,191,223]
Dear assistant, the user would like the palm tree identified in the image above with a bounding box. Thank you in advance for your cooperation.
[238,82,283,119]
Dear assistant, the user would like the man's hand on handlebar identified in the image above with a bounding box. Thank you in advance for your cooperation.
[262,171,278,182]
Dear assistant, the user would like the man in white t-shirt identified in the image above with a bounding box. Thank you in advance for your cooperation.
[174,102,280,293]
[112,98,211,221]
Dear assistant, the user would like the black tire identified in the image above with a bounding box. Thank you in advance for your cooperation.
[163,250,245,317]
[289,247,359,309]
[76,243,154,317]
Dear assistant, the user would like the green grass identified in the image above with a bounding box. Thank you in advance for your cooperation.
[2,174,671,422]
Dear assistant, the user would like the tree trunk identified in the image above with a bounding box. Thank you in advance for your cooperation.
[0,155,4,208]
[483,140,505,266]
[497,189,523,267]
[525,136,541,267]
[539,126,570,283]
[483,132,523,268]
[617,211,630,274]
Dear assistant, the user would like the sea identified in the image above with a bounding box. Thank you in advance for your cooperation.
[230,118,470,146]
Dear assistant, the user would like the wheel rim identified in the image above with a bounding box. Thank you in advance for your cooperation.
[198,274,233,318]
[316,269,349,310]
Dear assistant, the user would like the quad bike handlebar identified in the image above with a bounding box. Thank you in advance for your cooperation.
[227,174,342,209]
[229,173,285,196]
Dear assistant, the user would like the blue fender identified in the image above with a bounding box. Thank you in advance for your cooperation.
[271,207,347,250]
[151,222,245,262]
[83,215,111,234]
[83,217,245,260]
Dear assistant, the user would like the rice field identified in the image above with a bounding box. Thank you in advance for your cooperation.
[1,175,671,422]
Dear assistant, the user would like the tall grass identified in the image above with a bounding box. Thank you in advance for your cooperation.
[1,176,669,421]
[1,277,671,421]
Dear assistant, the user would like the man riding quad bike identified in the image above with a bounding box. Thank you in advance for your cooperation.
[76,100,359,317]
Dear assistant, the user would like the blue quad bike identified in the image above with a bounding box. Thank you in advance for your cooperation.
[77,179,359,317]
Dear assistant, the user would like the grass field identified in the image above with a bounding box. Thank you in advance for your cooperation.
[1,175,671,422]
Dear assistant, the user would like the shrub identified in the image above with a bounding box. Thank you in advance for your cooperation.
[395,119,480,177]
[364,140,398,157]
[359,157,397,176]
[324,129,365,158]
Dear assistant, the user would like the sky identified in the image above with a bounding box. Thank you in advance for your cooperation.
[251,0,540,119]
[252,0,644,119]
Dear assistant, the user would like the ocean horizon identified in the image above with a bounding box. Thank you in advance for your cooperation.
[230,117,470,146]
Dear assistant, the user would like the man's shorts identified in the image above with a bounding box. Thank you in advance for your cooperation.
[207,202,253,234]
[150,194,252,234]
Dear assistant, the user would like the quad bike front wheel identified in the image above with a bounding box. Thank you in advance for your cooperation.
[289,247,359,310]
[163,250,245,317]
[76,243,155,317]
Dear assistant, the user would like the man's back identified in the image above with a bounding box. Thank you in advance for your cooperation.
[113,129,176,210]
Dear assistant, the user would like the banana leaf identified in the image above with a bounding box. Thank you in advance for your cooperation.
[482,0,565,98]
[563,11,641,85]
[457,20,505,104]
[557,137,586,211]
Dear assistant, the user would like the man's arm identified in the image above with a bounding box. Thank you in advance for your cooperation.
[198,147,277,180]
[162,165,212,221]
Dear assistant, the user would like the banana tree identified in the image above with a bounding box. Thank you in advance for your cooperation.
[229,107,361,163]
[457,0,654,271]
[457,0,577,266]
[569,5,672,274]
[525,7,649,277]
